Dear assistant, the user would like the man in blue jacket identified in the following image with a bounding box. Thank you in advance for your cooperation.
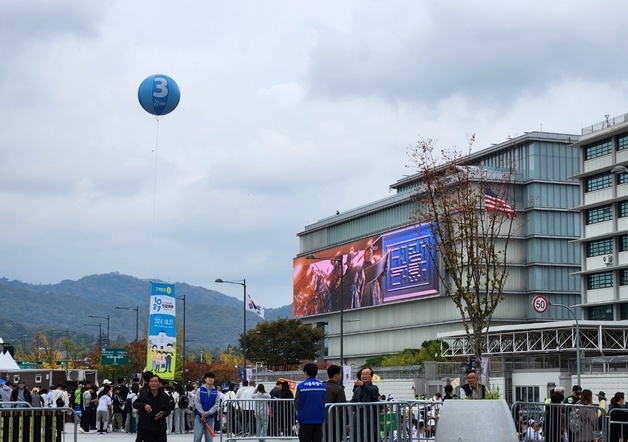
[294,363,327,442]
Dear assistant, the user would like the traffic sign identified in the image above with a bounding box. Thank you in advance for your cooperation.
[532,295,549,314]
[101,348,129,366]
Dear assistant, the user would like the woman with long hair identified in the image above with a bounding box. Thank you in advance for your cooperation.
[253,383,272,439]
[278,381,294,436]
[574,389,597,442]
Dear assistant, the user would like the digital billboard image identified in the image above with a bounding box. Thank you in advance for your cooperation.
[293,223,439,318]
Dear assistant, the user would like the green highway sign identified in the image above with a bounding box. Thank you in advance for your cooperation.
[101,348,129,366]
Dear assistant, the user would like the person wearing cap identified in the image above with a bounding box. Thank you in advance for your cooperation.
[596,391,607,428]
[10,380,32,407]
[563,385,582,405]
[524,418,545,441]
[562,385,582,442]
[597,391,607,410]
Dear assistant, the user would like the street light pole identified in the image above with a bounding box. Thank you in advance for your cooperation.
[176,295,187,385]
[84,323,103,349]
[550,302,581,386]
[306,254,345,366]
[216,278,247,379]
[115,306,139,341]
[89,314,110,347]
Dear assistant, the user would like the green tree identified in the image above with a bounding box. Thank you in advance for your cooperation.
[408,136,518,397]
[241,318,326,371]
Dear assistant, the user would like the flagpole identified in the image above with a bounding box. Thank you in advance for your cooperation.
[243,278,247,378]
[215,277,248,380]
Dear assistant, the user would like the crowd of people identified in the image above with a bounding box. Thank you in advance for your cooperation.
[4,367,628,442]
[514,385,628,442]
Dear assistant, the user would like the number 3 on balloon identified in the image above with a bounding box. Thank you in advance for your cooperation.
[153,77,168,98]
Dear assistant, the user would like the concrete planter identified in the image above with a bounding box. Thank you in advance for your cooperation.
[436,399,518,441]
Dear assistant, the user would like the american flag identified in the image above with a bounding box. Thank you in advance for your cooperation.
[484,185,515,218]
[247,293,265,319]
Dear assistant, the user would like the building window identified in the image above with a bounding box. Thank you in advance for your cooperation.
[619,173,628,185]
[620,304,628,320]
[584,138,612,160]
[621,236,628,252]
[585,173,612,192]
[621,269,628,285]
[589,304,614,320]
[515,386,540,403]
[620,201,628,218]
[586,205,613,224]
[588,271,613,290]
[619,133,628,151]
[587,239,613,257]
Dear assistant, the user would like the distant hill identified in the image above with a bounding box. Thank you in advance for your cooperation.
[0,273,293,352]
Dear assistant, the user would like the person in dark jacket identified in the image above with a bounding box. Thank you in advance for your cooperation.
[10,380,32,406]
[279,381,295,436]
[544,391,565,442]
[134,374,171,442]
[325,364,347,442]
[350,367,379,442]
[609,392,627,442]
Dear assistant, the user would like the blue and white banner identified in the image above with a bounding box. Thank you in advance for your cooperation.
[147,282,176,380]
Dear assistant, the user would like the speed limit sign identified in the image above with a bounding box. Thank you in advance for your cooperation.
[532,295,549,314]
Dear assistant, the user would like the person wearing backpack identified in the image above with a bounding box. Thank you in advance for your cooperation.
[563,385,582,442]
[125,384,139,434]
[572,389,597,442]
[172,384,187,434]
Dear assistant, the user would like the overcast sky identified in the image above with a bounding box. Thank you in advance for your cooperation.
[2,1,628,308]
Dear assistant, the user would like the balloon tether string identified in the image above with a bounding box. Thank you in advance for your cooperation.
[150,116,161,278]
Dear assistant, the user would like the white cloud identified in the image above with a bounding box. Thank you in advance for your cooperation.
[1,0,627,308]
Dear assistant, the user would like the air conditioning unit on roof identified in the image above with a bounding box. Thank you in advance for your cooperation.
[66,369,85,382]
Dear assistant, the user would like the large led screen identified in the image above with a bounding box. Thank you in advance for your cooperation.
[293,223,439,318]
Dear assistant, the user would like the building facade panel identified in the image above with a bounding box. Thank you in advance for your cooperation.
[575,116,628,320]
[296,132,581,365]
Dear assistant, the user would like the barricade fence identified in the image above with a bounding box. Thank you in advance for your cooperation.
[512,401,606,442]
[219,399,442,442]
[0,402,79,442]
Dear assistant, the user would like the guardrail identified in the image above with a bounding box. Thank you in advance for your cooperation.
[512,401,605,442]
[219,399,441,442]
[0,402,79,442]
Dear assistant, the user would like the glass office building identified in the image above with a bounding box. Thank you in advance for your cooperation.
[294,131,581,366]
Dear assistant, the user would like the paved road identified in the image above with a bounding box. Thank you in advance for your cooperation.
[65,424,299,442]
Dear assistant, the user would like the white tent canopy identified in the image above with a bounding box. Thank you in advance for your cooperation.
[0,338,21,370]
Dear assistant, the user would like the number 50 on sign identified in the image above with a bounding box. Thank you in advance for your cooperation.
[532,295,549,314]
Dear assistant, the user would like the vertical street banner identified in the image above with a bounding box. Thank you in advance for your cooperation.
[147,282,176,380]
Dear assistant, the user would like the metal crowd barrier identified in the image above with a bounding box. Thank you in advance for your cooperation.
[512,401,606,442]
[607,407,628,442]
[0,402,79,442]
[219,398,442,442]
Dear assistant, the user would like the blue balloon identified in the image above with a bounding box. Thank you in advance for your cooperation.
[138,74,180,116]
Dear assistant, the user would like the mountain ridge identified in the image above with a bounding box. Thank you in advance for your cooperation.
[0,272,293,351]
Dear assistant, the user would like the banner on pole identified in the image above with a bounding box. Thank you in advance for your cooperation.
[147,282,177,380]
